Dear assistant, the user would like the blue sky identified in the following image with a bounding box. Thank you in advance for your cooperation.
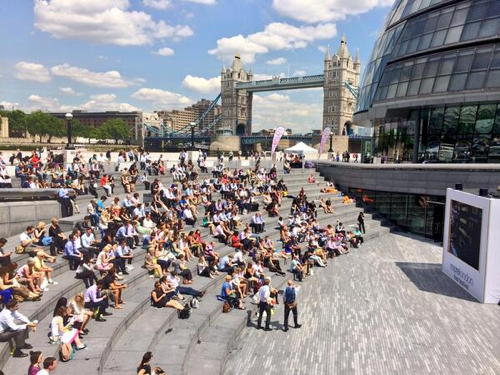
[0,0,394,132]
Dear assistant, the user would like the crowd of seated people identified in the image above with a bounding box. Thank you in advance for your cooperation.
[0,148,368,375]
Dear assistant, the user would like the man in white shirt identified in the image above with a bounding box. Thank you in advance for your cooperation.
[81,228,99,257]
[36,356,58,374]
[0,300,37,357]
[19,226,35,251]
[257,278,273,331]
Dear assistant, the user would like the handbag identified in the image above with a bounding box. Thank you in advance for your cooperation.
[222,301,232,313]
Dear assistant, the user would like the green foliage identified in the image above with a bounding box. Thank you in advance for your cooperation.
[26,111,65,142]
[0,109,28,136]
[97,119,130,143]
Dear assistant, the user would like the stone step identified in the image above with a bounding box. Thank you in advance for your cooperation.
[101,215,384,375]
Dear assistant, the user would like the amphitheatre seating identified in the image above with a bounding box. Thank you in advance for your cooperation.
[0,169,383,375]
[0,188,61,201]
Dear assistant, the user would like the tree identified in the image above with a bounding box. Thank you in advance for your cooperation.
[97,119,130,144]
[26,111,65,143]
[72,119,99,144]
[0,109,28,137]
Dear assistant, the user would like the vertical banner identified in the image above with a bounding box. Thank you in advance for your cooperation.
[318,127,332,158]
[271,127,286,155]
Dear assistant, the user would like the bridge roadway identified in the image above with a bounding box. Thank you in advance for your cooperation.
[224,233,500,375]
[235,74,325,92]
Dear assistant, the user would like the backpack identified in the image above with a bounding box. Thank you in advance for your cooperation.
[222,301,232,313]
[178,305,191,319]
[190,297,200,309]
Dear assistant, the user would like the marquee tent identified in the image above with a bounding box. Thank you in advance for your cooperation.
[284,142,318,159]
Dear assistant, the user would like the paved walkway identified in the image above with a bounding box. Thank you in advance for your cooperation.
[223,233,500,375]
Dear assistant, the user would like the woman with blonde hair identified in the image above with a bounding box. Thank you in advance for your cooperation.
[68,293,93,334]
[96,245,115,274]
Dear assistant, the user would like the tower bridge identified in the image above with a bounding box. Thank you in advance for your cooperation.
[144,37,360,151]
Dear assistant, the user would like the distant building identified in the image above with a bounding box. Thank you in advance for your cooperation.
[156,99,221,133]
[0,116,9,138]
[50,111,143,142]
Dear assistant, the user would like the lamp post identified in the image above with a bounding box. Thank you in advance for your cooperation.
[328,132,333,153]
[65,112,74,150]
[189,122,196,151]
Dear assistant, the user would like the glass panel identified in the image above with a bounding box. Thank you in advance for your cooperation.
[419,77,434,94]
[490,1,500,17]
[387,84,398,99]
[424,14,439,33]
[407,79,421,96]
[471,49,492,70]
[459,105,478,134]
[471,134,491,162]
[423,59,440,77]
[407,37,420,54]
[476,104,496,133]
[448,73,468,91]
[445,25,463,44]
[493,104,500,134]
[418,33,433,50]
[400,64,413,81]
[454,52,473,72]
[478,19,500,38]
[450,8,469,27]
[430,30,447,47]
[488,136,500,161]
[465,71,486,90]
[396,81,409,97]
[429,107,444,134]
[437,9,453,29]
[486,70,500,88]
[442,106,460,139]
[461,22,481,40]
[454,136,472,162]
[491,50,500,68]
[467,1,490,22]
[412,62,426,79]
[439,56,456,75]
[433,75,450,92]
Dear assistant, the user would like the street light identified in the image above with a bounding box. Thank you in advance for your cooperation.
[65,112,74,150]
[328,129,333,153]
[189,122,196,150]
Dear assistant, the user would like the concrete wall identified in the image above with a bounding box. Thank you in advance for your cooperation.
[316,162,500,197]
[0,201,61,238]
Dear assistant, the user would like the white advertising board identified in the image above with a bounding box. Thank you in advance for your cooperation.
[442,188,500,303]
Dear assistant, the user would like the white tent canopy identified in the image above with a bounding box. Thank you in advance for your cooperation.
[284,142,318,159]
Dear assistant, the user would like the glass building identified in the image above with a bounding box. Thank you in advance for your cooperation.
[355,0,500,162]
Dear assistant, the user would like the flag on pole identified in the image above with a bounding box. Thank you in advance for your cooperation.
[318,127,332,157]
[271,127,286,155]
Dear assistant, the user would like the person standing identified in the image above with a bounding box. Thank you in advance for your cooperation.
[357,212,365,234]
[283,280,301,331]
[257,278,273,331]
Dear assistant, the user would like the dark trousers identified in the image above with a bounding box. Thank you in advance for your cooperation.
[59,197,73,218]
[85,299,108,316]
[358,221,366,234]
[114,257,129,273]
[257,301,272,329]
[76,270,97,288]
[284,303,298,329]
[0,328,28,349]
[177,286,203,298]
[66,255,82,271]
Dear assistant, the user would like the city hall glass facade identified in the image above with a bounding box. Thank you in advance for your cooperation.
[356,0,500,162]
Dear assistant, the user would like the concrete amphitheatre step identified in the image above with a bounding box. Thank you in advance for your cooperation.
[102,222,387,375]
[4,198,367,374]
[1,171,351,373]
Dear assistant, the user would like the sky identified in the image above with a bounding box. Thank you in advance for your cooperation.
[0,0,394,133]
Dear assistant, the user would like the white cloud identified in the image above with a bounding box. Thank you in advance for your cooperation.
[28,94,71,112]
[273,0,394,23]
[252,93,323,133]
[293,70,306,76]
[0,101,20,110]
[184,0,216,4]
[318,45,328,53]
[89,93,117,102]
[14,61,51,82]
[80,98,139,112]
[209,22,336,63]
[181,75,220,94]
[266,57,287,65]
[131,88,193,109]
[143,0,170,9]
[51,64,136,88]
[59,87,78,96]
[155,47,175,56]
[34,0,193,46]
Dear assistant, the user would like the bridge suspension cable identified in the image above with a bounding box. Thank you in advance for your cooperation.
[169,93,221,136]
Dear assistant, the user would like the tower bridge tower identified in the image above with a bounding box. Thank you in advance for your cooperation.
[323,36,361,135]
[220,55,253,136]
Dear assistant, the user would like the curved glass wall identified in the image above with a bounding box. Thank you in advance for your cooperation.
[356,0,500,112]
[373,101,500,163]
